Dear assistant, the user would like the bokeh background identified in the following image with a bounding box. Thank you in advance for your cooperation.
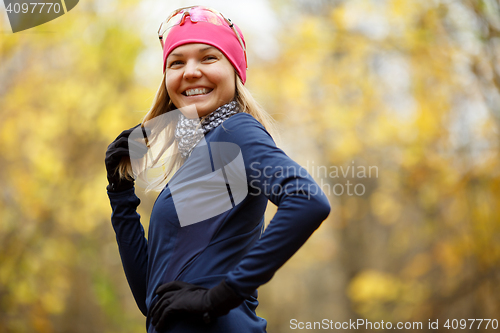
[1,0,500,332]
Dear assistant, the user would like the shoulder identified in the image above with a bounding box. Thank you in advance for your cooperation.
[215,112,274,143]
[223,112,264,129]
[208,112,281,166]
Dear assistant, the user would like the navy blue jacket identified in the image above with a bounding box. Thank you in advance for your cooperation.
[108,113,331,332]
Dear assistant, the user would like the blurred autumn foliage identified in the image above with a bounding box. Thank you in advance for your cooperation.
[1,0,499,332]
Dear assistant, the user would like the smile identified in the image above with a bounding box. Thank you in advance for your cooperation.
[183,88,213,96]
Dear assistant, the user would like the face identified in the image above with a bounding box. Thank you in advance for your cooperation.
[165,43,236,117]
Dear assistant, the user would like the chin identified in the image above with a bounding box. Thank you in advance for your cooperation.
[194,106,211,117]
[196,103,221,117]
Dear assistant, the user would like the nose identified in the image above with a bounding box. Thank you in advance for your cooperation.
[183,60,202,80]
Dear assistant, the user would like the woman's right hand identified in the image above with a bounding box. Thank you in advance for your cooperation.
[105,124,149,192]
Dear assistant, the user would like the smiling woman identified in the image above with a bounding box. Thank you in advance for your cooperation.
[104,5,331,333]
[165,44,236,117]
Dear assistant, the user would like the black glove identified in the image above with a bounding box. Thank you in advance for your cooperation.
[105,124,149,192]
[150,280,244,331]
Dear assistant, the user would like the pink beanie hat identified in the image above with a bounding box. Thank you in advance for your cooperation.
[162,18,247,84]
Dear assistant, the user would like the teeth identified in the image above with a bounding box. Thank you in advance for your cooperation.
[185,88,210,96]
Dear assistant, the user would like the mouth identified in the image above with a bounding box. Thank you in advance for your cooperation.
[182,87,213,97]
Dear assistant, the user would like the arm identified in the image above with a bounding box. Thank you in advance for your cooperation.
[105,125,150,316]
[222,113,331,298]
[108,188,149,316]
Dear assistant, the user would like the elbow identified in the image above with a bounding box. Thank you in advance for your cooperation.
[310,182,331,220]
[314,194,331,222]
[299,194,330,234]
[303,184,330,225]
[294,182,331,222]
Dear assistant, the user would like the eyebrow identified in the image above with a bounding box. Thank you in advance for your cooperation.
[169,46,218,58]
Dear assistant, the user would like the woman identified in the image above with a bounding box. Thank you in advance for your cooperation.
[105,6,330,333]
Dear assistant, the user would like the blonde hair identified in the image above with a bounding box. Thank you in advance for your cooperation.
[117,72,278,191]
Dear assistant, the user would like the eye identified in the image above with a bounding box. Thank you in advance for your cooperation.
[168,60,184,68]
[203,55,218,62]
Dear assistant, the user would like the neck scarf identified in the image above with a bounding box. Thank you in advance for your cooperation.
[175,100,240,158]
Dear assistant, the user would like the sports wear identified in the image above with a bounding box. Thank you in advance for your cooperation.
[108,113,330,332]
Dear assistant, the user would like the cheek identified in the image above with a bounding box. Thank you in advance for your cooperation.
[227,74,236,97]
[165,84,177,101]
[165,74,177,95]
[210,63,234,84]
[165,82,169,95]
[215,69,236,94]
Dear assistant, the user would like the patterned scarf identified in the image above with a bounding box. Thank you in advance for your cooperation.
[174,100,240,158]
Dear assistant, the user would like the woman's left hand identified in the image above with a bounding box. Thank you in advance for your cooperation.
[150,280,244,331]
